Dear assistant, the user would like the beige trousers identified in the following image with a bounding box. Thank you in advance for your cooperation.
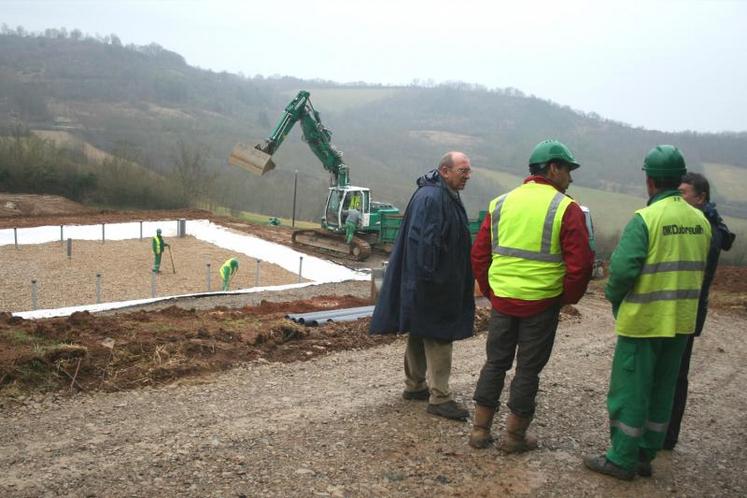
[404,334,453,404]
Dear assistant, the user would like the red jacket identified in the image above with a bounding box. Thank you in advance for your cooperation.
[471,176,593,317]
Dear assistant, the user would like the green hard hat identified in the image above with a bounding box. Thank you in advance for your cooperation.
[156,228,162,235]
[643,145,686,178]
[528,139,580,170]
[230,258,239,269]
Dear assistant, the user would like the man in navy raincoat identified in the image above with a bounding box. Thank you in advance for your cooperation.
[370,151,475,420]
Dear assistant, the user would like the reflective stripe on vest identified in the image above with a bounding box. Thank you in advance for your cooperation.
[491,191,566,263]
[616,195,710,337]
[487,182,573,300]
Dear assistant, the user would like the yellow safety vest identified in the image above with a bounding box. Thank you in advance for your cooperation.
[488,182,573,300]
[220,259,237,280]
[616,195,710,337]
[152,236,164,255]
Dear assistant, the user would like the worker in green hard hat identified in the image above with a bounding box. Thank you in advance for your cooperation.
[151,228,169,273]
[584,145,710,481]
[220,258,239,291]
[469,139,593,452]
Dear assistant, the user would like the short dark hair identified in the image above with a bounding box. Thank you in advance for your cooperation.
[651,176,682,190]
[529,160,565,176]
[681,172,710,202]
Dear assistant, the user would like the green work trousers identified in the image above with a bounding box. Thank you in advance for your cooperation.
[404,334,453,405]
[153,253,162,272]
[606,334,689,471]
[345,221,357,244]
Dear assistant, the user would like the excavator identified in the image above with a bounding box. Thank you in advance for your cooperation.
[228,90,401,260]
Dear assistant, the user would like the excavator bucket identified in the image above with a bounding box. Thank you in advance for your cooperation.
[228,143,276,176]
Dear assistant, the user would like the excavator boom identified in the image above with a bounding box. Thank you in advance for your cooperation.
[228,90,349,186]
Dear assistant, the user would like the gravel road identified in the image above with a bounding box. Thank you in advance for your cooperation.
[1,287,745,497]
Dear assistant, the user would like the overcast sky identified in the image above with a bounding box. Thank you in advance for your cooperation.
[3,0,746,133]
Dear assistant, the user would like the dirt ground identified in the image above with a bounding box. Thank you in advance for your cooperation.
[0,237,306,312]
[0,193,746,497]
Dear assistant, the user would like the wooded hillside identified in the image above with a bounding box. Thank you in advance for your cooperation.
[1,28,745,259]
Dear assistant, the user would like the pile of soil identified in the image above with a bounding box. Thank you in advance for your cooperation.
[0,295,391,394]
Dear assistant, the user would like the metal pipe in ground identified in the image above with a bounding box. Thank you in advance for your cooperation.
[206,263,211,292]
[31,279,37,310]
[101,223,105,243]
[67,238,72,258]
[255,259,261,287]
[14,227,18,249]
[96,273,101,304]
[298,256,303,283]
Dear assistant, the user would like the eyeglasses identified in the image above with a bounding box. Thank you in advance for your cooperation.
[452,167,471,176]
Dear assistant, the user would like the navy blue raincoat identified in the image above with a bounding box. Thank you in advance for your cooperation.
[695,202,735,336]
[370,169,475,341]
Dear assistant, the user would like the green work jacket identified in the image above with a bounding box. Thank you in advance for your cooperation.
[606,190,710,337]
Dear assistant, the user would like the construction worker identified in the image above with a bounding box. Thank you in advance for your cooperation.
[584,145,710,480]
[343,197,362,246]
[469,140,593,451]
[220,258,239,291]
[664,173,735,449]
[371,151,475,421]
[151,228,169,273]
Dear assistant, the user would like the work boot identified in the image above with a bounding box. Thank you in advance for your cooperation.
[583,454,635,481]
[637,449,652,477]
[402,388,429,401]
[499,413,538,453]
[427,400,469,421]
[468,404,496,449]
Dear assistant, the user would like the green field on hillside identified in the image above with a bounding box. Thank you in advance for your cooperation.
[703,163,746,202]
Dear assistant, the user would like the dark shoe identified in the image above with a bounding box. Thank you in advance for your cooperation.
[583,454,635,481]
[638,449,652,477]
[662,440,676,451]
[427,401,469,421]
[402,388,429,401]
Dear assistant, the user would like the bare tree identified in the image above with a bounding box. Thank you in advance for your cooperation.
[171,139,216,206]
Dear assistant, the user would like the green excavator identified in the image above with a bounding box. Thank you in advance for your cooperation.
[229,90,401,260]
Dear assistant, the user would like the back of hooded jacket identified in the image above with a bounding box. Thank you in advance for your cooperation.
[370,170,475,341]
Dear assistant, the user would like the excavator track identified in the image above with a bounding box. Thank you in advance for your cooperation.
[291,229,371,261]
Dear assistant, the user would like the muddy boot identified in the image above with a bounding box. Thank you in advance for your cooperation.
[468,404,496,449]
[499,413,538,453]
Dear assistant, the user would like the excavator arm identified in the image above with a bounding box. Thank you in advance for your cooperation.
[229,90,350,187]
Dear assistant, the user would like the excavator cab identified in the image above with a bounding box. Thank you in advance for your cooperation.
[323,187,370,230]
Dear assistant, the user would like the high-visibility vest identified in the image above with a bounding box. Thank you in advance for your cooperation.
[152,236,164,255]
[220,260,237,280]
[488,182,573,300]
[616,195,710,337]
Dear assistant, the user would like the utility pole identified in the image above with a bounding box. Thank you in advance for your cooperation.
[292,170,298,228]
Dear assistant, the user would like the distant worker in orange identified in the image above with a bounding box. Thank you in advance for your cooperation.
[151,228,169,273]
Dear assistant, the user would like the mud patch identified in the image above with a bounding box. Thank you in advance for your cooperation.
[0,295,390,396]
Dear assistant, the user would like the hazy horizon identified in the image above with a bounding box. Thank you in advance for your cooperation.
[3,0,746,134]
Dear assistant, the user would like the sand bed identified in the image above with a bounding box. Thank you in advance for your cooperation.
[0,236,305,312]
